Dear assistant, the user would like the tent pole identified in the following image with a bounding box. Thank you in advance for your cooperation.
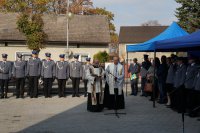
[153,50,156,108]
[126,51,129,96]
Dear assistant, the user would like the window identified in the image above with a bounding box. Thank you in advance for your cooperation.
[74,53,89,62]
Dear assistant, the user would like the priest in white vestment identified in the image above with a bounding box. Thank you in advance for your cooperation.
[103,56,125,109]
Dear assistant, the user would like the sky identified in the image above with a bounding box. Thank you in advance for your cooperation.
[93,0,180,33]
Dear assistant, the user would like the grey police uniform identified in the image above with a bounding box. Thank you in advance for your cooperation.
[56,61,70,97]
[12,60,27,98]
[0,61,12,98]
[41,59,55,98]
[184,63,198,89]
[70,61,83,97]
[174,64,187,88]
[27,57,41,98]
[173,64,187,112]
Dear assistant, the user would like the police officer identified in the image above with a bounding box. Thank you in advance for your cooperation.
[70,55,83,97]
[0,54,12,99]
[55,54,70,98]
[173,57,187,113]
[184,56,198,116]
[12,53,27,98]
[192,68,200,117]
[41,53,55,98]
[27,50,41,98]
[82,57,92,97]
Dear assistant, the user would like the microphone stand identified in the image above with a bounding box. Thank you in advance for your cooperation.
[104,72,126,118]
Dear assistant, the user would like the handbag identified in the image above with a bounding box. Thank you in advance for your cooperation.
[144,79,153,92]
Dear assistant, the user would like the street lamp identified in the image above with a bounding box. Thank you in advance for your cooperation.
[65,0,73,59]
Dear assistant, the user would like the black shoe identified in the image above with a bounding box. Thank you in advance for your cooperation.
[84,94,87,97]
[72,94,75,97]
[76,94,80,97]
[16,96,20,99]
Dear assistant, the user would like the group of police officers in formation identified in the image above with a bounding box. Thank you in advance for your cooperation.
[0,50,90,99]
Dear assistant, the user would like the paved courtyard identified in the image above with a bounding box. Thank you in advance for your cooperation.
[0,89,199,133]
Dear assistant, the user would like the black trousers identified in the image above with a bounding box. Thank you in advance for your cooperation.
[43,78,53,97]
[16,78,25,98]
[71,78,80,95]
[0,79,9,98]
[57,79,66,97]
[187,89,200,115]
[83,79,88,95]
[141,77,147,96]
[130,79,138,95]
[29,76,39,98]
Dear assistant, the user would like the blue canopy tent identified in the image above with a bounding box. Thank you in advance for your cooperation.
[125,22,188,108]
[155,30,200,51]
[126,22,189,52]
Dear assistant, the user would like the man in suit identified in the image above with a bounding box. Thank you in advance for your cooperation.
[12,53,27,98]
[128,58,140,96]
[82,57,92,97]
[0,54,12,98]
[55,54,70,98]
[27,50,41,98]
[70,55,83,97]
[41,53,55,98]
[140,54,151,96]
[173,57,187,113]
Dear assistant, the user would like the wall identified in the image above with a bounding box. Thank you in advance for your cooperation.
[0,46,108,62]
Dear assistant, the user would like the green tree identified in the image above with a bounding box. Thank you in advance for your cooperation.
[175,0,200,33]
[93,51,109,63]
[0,0,50,50]
[89,7,118,43]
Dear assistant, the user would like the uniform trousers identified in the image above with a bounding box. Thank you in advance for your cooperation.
[57,79,66,97]
[43,78,53,98]
[16,78,25,98]
[0,79,9,98]
[29,76,39,98]
[71,77,80,96]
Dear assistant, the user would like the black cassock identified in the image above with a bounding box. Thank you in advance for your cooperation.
[103,82,125,110]
[87,93,104,112]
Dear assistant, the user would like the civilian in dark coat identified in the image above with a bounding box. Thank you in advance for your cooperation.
[128,58,140,96]
[157,56,168,104]
[140,54,151,96]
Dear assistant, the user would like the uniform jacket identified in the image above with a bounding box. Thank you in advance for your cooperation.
[41,59,56,78]
[12,60,27,78]
[27,57,41,77]
[0,61,12,79]
[55,61,70,80]
[174,64,187,88]
[70,61,83,78]
[82,63,92,80]
[193,69,200,91]
[184,63,198,89]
